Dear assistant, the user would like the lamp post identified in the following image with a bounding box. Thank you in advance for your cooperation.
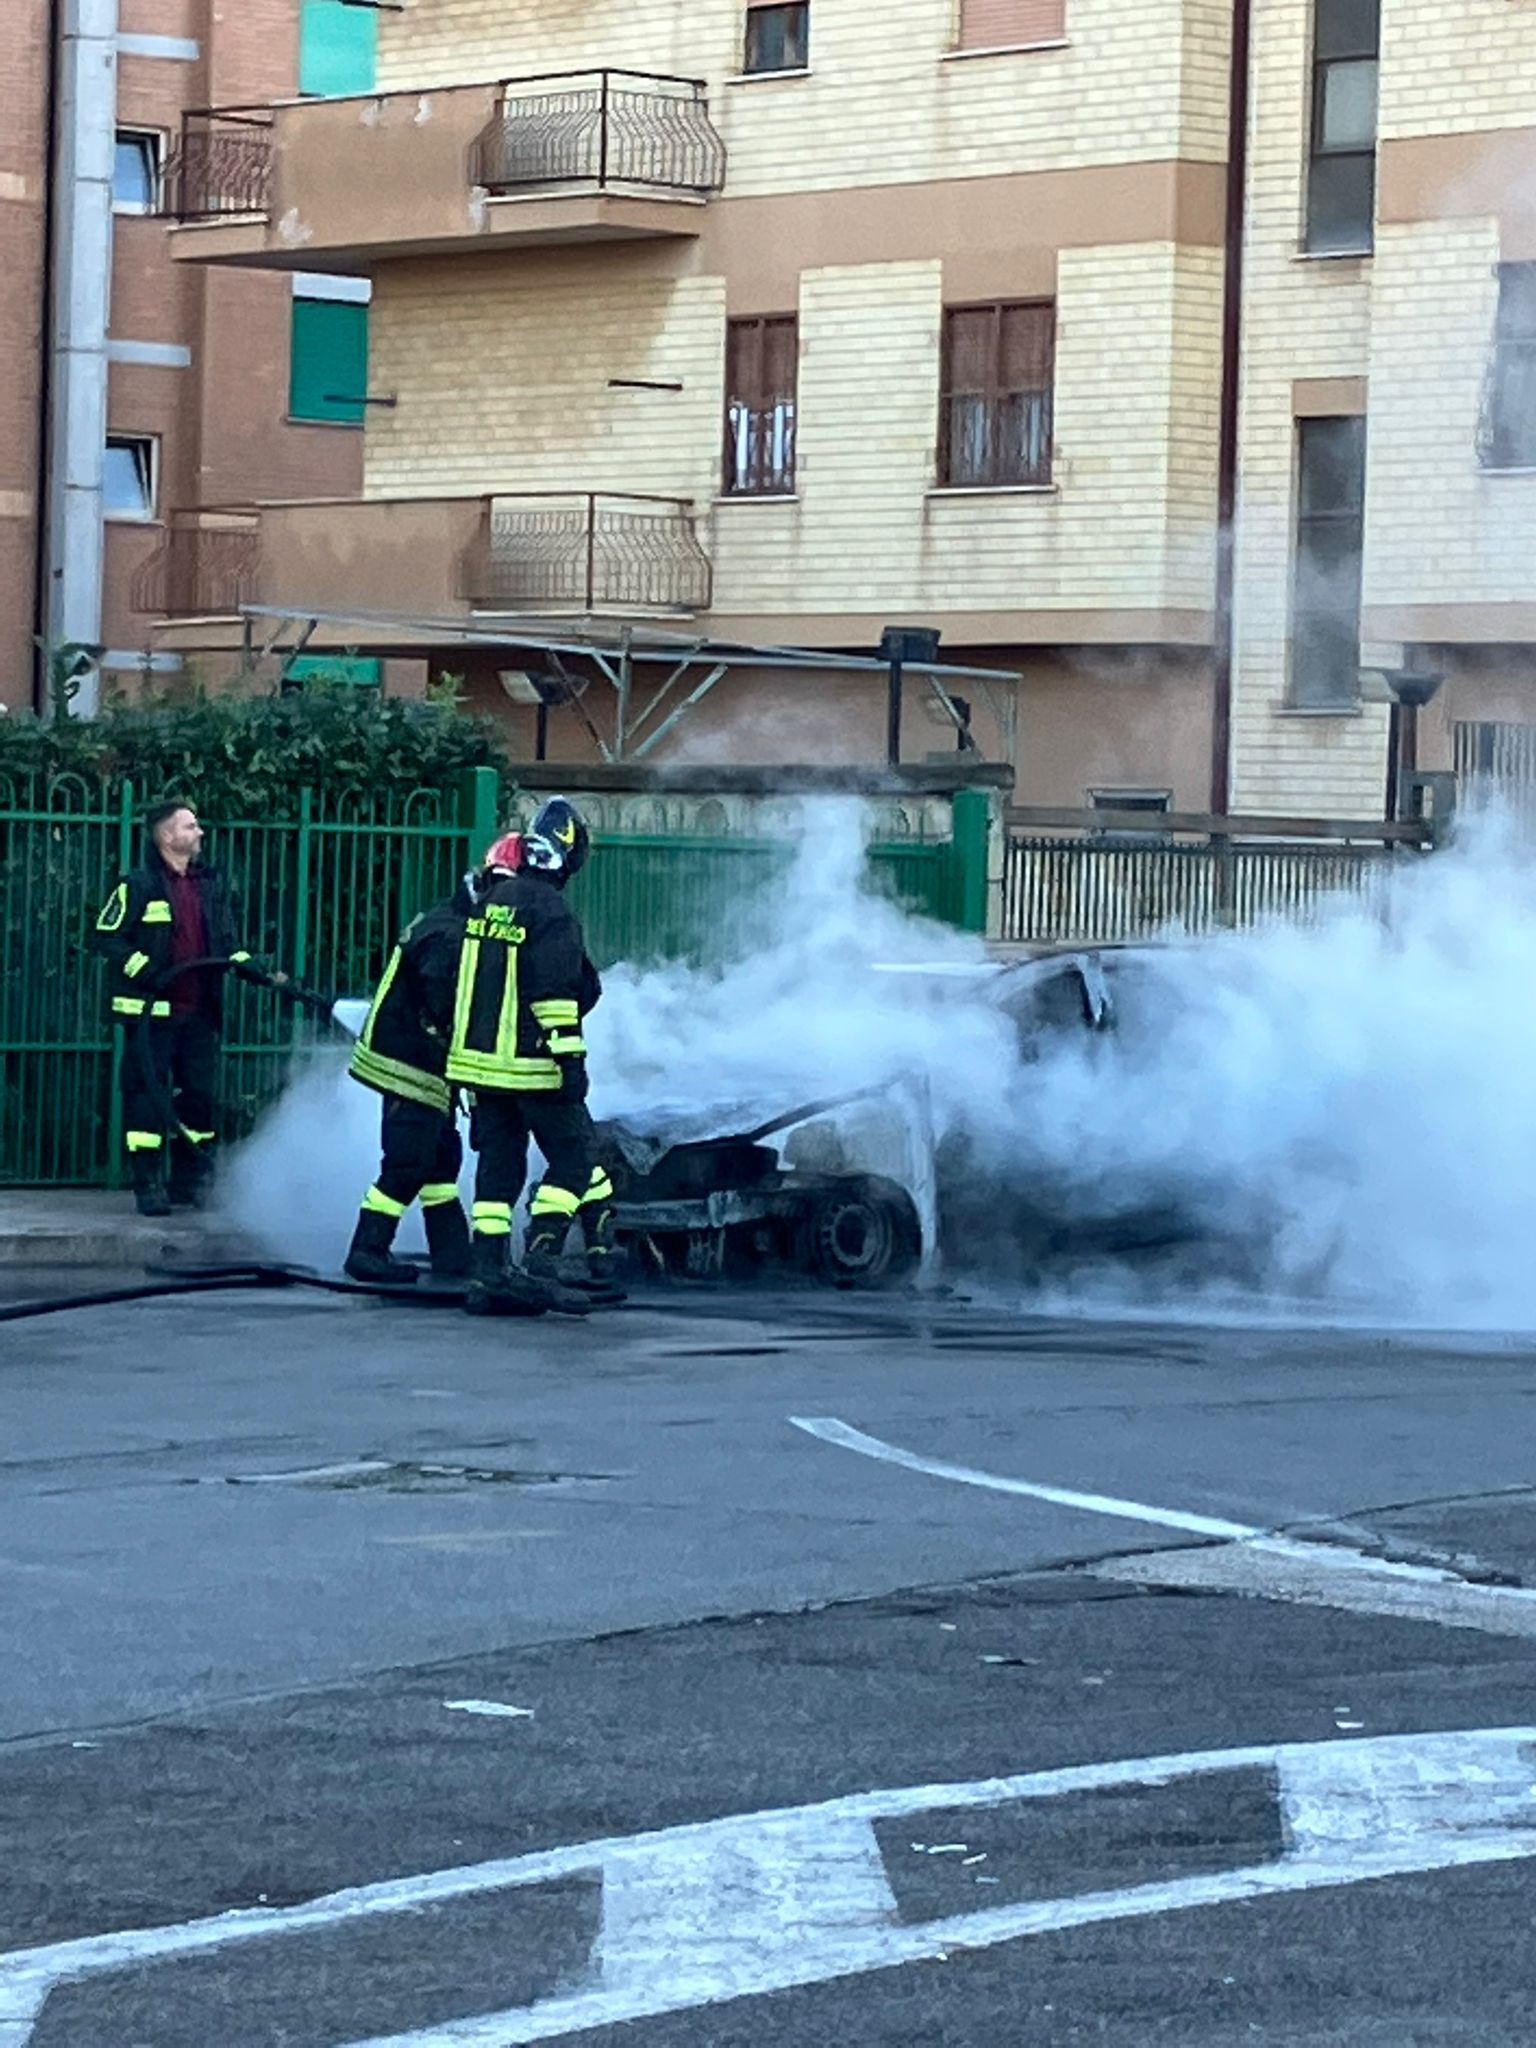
[1382,666,1444,822]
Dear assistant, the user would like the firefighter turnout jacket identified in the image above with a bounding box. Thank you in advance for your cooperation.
[92,850,254,1026]
[442,872,590,1095]
[349,885,474,1115]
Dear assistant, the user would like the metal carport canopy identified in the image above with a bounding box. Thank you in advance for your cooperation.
[237,605,1021,764]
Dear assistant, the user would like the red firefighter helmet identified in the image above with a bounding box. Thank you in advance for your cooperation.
[483,832,524,875]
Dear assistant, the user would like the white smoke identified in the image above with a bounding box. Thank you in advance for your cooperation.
[222,801,1536,1330]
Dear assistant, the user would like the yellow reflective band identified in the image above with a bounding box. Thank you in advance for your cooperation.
[152,1000,171,1018]
[472,1201,513,1238]
[581,1170,615,1206]
[446,1051,562,1092]
[547,1038,585,1059]
[348,1045,451,1115]
[529,1184,582,1220]
[112,996,147,1016]
[362,1186,408,1219]
[182,1129,217,1146]
[97,883,128,934]
[419,1184,460,1207]
[531,999,580,1028]
[141,899,174,924]
[229,950,252,964]
[126,1131,164,1152]
[123,951,150,979]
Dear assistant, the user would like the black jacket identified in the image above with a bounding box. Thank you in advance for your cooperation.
[441,872,593,1096]
[91,846,254,1029]
[349,884,473,1115]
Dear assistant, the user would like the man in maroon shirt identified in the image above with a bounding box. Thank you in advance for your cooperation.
[93,802,278,1214]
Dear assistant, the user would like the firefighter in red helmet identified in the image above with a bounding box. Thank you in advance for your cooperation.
[340,837,526,1286]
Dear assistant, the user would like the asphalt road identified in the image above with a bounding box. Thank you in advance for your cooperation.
[5,1273,1536,2044]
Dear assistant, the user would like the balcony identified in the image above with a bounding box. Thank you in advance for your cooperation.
[134,495,713,628]
[162,71,727,272]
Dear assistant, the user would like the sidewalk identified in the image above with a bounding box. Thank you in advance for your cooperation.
[0,1190,251,1268]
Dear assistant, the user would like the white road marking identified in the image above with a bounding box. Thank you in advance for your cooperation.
[442,1700,535,1720]
[788,1415,1259,1540]
[788,1415,1536,1606]
[5,1729,1536,2045]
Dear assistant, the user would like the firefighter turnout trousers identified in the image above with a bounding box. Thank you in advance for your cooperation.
[120,1013,219,1193]
[469,1098,613,1253]
[361,1096,465,1223]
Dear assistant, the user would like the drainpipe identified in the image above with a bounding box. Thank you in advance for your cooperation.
[40,0,118,718]
[1209,0,1253,815]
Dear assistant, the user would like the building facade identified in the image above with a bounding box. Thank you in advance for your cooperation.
[1,0,368,716]
[141,0,1536,814]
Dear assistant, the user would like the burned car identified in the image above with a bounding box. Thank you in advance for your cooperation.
[592,949,1237,1291]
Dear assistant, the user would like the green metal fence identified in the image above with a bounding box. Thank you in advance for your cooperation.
[0,770,989,1187]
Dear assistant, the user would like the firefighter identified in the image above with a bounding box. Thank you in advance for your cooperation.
[442,797,618,1316]
[341,854,498,1287]
[91,799,277,1216]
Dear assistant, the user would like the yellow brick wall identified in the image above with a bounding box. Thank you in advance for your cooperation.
[365,249,726,506]
[1228,0,1387,815]
[1365,218,1536,610]
[366,241,1219,625]
[375,0,1230,194]
[1381,0,1536,139]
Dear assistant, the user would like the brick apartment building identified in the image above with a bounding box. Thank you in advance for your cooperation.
[43,0,1536,814]
[1,0,370,717]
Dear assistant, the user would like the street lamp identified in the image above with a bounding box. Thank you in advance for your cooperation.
[1360,663,1444,821]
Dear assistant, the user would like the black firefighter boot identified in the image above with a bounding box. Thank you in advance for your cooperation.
[463,1232,553,1318]
[423,1198,473,1281]
[578,1204,629,1306]
[343,1207,420,1287]
[133,1167,172,1219]
[517,1222,596,1318]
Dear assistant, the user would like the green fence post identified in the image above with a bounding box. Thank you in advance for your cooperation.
[104,779,136,1187]
[290,787,314,1056]
[461,765,501,872]
[950,788,991,934]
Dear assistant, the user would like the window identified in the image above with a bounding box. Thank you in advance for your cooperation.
[299,0,377,96]
[939,301,1055,488]
[955,0,1065,50]
[1482,263,1536,471]
[112,130,162,213]
[744,3,809,74]
[1305,0,1378,254]
[103,435,157,521]
[1291,415,1367,708]
[289,296,369,424]
[724,316,798,495]
[1090,789,1172,845]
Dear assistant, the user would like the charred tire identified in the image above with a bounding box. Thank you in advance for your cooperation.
[800,1176,922,1290]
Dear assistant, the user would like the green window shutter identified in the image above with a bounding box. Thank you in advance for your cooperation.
[299,0,377,96]
[289,297,369,424]
[285,655,382,687]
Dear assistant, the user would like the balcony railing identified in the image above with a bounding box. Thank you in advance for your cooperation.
[469,71,726,197]
[460,494,713,613]
[163,109,275,221]
[132,511,262,617]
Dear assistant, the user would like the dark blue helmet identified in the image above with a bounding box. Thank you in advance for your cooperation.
[522,796,590,883]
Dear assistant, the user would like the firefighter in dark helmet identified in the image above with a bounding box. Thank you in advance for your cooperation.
[341,854,504,1287]
[444,797,618,1316]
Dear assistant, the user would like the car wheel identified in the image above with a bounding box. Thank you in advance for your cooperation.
[801,1176,922,1290]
